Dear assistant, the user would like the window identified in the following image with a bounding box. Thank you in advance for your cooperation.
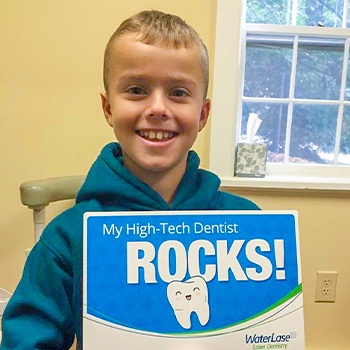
[210,0,350,190]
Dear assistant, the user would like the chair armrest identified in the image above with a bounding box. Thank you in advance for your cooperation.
[20,175,86,209]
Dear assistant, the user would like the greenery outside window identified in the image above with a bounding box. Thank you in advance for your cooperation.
[209,0,350,190]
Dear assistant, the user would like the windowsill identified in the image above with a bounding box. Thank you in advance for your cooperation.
[219,175,350,192]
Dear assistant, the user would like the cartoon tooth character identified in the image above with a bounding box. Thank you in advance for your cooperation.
[167,276,209,329]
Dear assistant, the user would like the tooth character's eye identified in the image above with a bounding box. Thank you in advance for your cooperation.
[193,287,200,292]
[175,291,182,296]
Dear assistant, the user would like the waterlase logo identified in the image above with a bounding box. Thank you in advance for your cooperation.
[246,332,295,344]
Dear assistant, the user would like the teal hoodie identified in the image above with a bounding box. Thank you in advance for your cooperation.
[1,143,259,350]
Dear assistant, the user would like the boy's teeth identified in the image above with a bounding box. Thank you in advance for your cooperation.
[139,130,174,140]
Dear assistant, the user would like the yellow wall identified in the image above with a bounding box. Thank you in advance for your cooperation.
[1,1,349,349]
[231,188,350,350]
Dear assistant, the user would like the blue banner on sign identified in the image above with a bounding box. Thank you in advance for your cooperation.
[85,212,299,335]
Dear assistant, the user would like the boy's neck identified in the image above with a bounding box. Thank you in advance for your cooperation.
[122,159,186,204]
[143,170,184,204]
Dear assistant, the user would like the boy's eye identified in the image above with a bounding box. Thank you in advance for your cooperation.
[170,89,189,98]
[127,87,146,95]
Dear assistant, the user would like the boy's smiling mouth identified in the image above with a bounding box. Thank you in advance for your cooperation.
[137,130,176,141]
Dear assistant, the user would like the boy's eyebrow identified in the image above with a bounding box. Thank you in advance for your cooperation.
[118,73,198,88]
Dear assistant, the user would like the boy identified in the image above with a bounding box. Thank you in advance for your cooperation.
[1,10,259,350]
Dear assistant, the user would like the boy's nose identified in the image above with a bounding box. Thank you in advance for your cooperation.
[146,91,169,119]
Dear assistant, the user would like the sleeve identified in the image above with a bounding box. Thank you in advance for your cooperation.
[0,239,75,350]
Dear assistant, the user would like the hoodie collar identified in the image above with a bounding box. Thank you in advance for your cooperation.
[76,143,221,211]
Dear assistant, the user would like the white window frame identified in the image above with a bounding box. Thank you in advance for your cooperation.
[209,0,350,191]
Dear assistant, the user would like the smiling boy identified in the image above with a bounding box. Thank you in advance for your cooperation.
[100,14,211,203]
[1,10,259,350]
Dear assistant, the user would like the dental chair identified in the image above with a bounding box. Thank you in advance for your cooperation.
[20,175,86,246]
[0,176,85,345]
[1,176,85,343]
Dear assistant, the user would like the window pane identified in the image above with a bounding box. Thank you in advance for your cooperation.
[345,45,350,101]
[246,0,346,27]
[295,37,344,100]
[246,0,290,25]
[241,102,288,163]
[244,35,293,98]
[297,0,344,27]
[340,106,350,165]
[291,104,338,163]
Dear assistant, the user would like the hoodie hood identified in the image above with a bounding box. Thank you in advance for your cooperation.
[76,142,221,211]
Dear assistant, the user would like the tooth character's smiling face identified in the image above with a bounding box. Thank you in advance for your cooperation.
[101,33,210,188]
[167,276,210,329]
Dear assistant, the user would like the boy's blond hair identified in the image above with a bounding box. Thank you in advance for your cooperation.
[103,10,209,97]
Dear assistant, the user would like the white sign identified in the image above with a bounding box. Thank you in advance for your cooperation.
[83,211,304,349]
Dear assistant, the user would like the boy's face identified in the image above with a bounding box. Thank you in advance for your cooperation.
[101,33,210,182]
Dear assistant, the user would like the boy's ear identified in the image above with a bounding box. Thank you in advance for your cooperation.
[199,98,211,132]
[100,92,113,127]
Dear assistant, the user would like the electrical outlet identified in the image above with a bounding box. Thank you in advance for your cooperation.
[315,271,337,302]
